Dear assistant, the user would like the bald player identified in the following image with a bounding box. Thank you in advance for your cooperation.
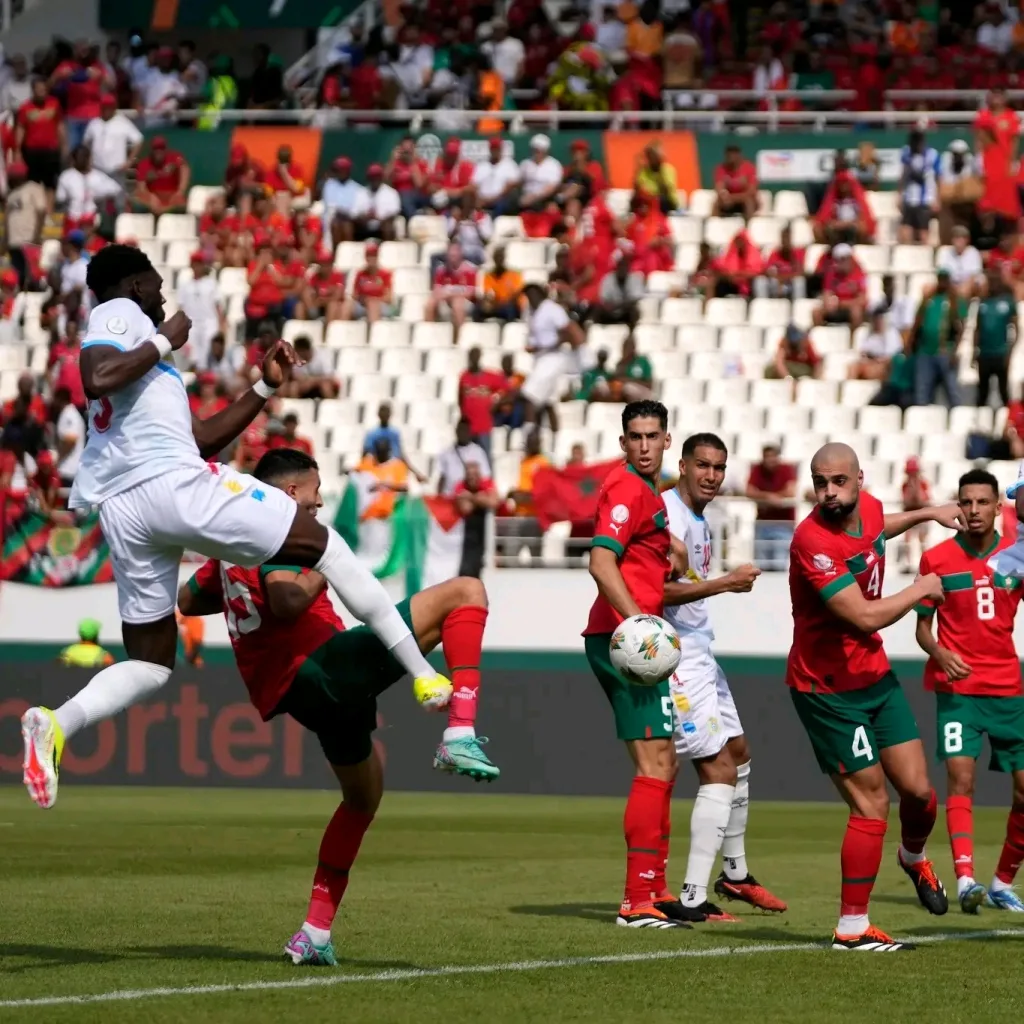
[788,443,964,951]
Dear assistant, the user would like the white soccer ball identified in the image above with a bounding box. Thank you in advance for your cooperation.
[609,614,681,686]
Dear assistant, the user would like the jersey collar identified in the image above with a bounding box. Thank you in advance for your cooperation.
[955,532,1000,559]
[626,462,658,494]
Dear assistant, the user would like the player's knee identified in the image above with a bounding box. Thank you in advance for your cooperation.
[452,575,487,609]
[946,765,975,798]
[342,790,380,817]
[727,735,750,765]
[697,749,737,786]
[637,739,677,782]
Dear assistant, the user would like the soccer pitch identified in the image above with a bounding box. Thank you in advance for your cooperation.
[1,788,1023,1024]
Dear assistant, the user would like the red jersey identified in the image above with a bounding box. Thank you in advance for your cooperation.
[199,212,233,240]
[353,267,392,300]
[787,492,890,693]
[137,152,185,199]
[17,97,62,150]
[53,60,105,120]
[190,558,343,718]
[2,394,47,425]
[823,266,867,301]
[53,352,86,408]
[433,261,477,296]
[765,247,805,277]
[389,158,427,193]
[246,260,285,315]
[264,161,304,193]
[267,433,314,456]
[714,159,757,194]
[428,159,474,193]
[189,395,229,419]
[584,462,670,635]
[985,247,1024,279]
[307,267,346,300]
[918,534,1023,697]
[458,369,506,435]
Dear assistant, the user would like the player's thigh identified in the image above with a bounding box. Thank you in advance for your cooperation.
[585,634,675,742]
[869,672,922,753]
[935,691,984,764]
[99,495,183,625]
[670,656,729,760]
[713,661,744,740]
[978,695,1024,774]
[152,465,298,568]
[789,687,882,775]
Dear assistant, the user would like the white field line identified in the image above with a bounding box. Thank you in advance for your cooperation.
[0,928,1022,1009]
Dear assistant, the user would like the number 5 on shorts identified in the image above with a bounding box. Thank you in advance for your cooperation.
[943,721,963,754]
[852,725,874,760]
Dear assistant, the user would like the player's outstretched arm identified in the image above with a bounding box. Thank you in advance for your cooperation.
[883,503,965,539]
[664,563,760,606]
[826,573,945,633]
[589,546,643,619]
[80,311,191,398]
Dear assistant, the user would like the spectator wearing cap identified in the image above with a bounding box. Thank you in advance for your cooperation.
[596,244,644,329]
[224,143,264,213]
[766,324,822,381]
[898,129,940,245]
[297,256,347,323]
[482,19,525,86]
[353,164,401,242]
[425,241,477,340]
[248,44,286,110]
[133,135,188,214]
[346,241,395,323]
[285,336,340,399]
[713,144,758,219]
[1,55,32,116]
[519,135,563,213]
[975,264,1017,409]
[16,77,66,204]
[898,456,932,571]
[633,141,680,213]
[385,135,428,221]
[138,45,186,125]
[4,161,46,288]
[83,93,142,194]
[471,137,521,216]
[189,372,230,419]
[814,170,876,244]
[56,146,121,236]
[812,242,867,330]
[197,333,241,392]
[50,40,112,150]
[426,138,475,213]
[198,193,239,266]
[746,442,797,571]
[938,139,979,243]
[912,268,964,407]
[849,305,904,382]
[320,156,367,246]
[556,139,608,221]
[937,225,983,300]
[176,252,225,369]
[477,246,524,323]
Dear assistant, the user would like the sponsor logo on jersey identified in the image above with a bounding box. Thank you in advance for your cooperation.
[707,716,720,734]
[682,721,697,735]
[812,553,834,572]
[673,693,690,713]
[611,503,629,525]
[107,315,128,335]
[224,479,243,494]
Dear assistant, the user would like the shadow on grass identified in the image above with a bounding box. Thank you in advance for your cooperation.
[509,902,619,923]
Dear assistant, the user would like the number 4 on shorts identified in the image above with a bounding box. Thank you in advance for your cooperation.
[852,725,874,760]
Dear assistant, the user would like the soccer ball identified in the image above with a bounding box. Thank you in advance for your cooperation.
[609,615,681,686]
[413,674,453,711]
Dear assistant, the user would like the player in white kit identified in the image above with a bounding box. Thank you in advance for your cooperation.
[662,433,787,918]
[20,244,490,810]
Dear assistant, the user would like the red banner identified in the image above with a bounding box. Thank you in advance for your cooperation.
[532,460,622,530]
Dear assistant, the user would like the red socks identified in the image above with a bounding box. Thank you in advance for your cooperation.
[996,806,1024,885]
[840,816,887,917]
[900,788,937,855]
[305,804,374,931]
[442,605,488,730]
[946,795,975,879]
[623,776,672,911]
[655,780,674,899]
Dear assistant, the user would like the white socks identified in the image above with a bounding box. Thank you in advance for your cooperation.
[681,783,735,906]
[898,844,926,866]
[837,913,869,935]
[314,528,433,679]
[444,726,474,742]
[722,760,750,881]
[53,661,172,741]
[957,875,977,898]
[991,875,1012,893]
[302,922,331,946]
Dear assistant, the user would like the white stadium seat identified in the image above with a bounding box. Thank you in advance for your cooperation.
[705,298,748,327]
[633,324,676,352]
[840,380,879,407]
[746,217,785,250]
[661,297,704,324]
[457,322,502,350]
[705,378,749,407]
[903,405,949,437]
[750,378,792,408]
[585,403,627,433]
[794,378,839,408]
[282,320,324,347]
[379,241,418,269]
[773,191,809,219]
[412,322,454,349]
[857,405,902,437]
[155,214,197,240]
[891,244,936,275]
[369,321,411,348]
[719,326,763,353]
[391,268,430,296]
[394,374,439,402]
[380,348,420,375]
[650,351,688,381]
[660,376,704,407]
[810,404,856,435]
[115,212,155,241]
[326,321,369,348]
[345,374,393,405]
[670,220,704,246]
[765,404,811,434]
[676,403,722,433]
[425,348,469,377]
[675,324,718,351]
[748,299,792,328]
[335,346,378,375]
[687,189,716,218]
[703,217,745,248]
[720,405,765,435]
[334,242,366,270]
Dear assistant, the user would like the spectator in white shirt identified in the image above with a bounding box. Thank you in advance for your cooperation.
[58,232,90,300]
[937,225,983,299]
[0,55,31,115]
[351,164,401,241]
[176,251,226,369]
[83,93,142,191]
[177,40,208,102]
[197,332,243,390]
[898,129,940,244]
[437,418,492,495]
[139,46,186,125]
[752,44,786,96]
[521,282,585,431]
[978,7,1013,55]
[321,156,370,246]
[285,334,341,399]
[384,25,434,108]
[595,6,627,53]
[52,386,85,485]
[519,134,563,212]
[849,306,904,381]
[55,146,123,233]
[471,137,521,215]
[482,21,525,86]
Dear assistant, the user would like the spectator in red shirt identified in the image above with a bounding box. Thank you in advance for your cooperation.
[459,346,507,456]
[50,40,111,150]
[762,224,806,299]
[345,241,395,323]
[51,321,87,410]
[189,373,230,419]
[425,241,477,340]
[1004,386,1024,458]
[984,232,1024,295]
[453,460,499,578]
[814,170,876,244]
[297,256,346,322]
[813,242,868,329]
[2,372,47,427]
[975,87,1021,221]
[711,229,764,298]
[765,323,822,381]
[264,144,307,199]
[245,238,287,335]
[627,194,674,276]
[745,441,797,570]
[426,138,474,212]
[713,144,758,219]
[556,139,608,221]
[199,192,240,266]
[223,143,264,213]
[385,134,428,221]
[134,136,189,215]
[16,78,66,200]
[267,412,315,456]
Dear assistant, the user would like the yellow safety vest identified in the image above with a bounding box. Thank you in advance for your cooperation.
[59,643,114,668]
[197,76,239,131]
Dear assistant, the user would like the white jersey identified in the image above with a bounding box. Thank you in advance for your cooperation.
[662,488,714,649]
[69,297,204,509]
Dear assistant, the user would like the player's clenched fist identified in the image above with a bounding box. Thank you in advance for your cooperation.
[724,563,761,592]
[916,572,946,604]
[159,310,192,350]
[934,646,971,682]
[262,340,299,388]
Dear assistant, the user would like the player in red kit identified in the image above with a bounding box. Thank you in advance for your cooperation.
[917,469,1024,914]
[583,400,693,929]
[789,443,964,950]
[178,448,497,966]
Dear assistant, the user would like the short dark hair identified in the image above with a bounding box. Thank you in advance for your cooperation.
[958,468,999,496]
[682,432,727,457]
[253,448,318,483]
[622,399,668,433]
[85,243,155,302]
[293,335,312,351]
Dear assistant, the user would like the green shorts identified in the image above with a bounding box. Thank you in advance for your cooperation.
[584,633,675,742]
[935,691,1024,773]
[272,598,415,767]
[790,671,920,775]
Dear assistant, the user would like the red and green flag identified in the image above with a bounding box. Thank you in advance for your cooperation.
[532,460,622,530]
[1,501,113,586]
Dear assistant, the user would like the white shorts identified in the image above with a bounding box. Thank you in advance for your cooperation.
[669,649,743,760]
[520,351,568,408]
[99,463,297,624]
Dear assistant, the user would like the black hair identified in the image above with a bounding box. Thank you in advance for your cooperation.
[682,432,727,457]
[85,244,156,303]
[253,448,318,483]
[958,468,999,496]
[622,399,668,433]
[293,334,313,350]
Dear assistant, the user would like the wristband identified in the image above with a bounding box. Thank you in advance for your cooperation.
[153,335,173,359]
[253,378,278,400]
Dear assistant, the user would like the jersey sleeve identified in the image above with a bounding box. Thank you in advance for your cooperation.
[592,477,643,558]
[82,299,158,353]
[187,558,223,598]
[791,528,856,601]
[915,548,937,617]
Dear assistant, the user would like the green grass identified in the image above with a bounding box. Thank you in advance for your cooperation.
[1,787,1023,1023]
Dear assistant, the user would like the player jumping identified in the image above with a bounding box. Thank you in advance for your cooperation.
[923,469,1024,913]
[662,433,786,921]
[584,399,691,929]
[21,244,487,810]
[789,443,963,951]
[177,448,496,966]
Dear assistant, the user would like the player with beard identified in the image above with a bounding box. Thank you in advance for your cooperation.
[788,443,964,950]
